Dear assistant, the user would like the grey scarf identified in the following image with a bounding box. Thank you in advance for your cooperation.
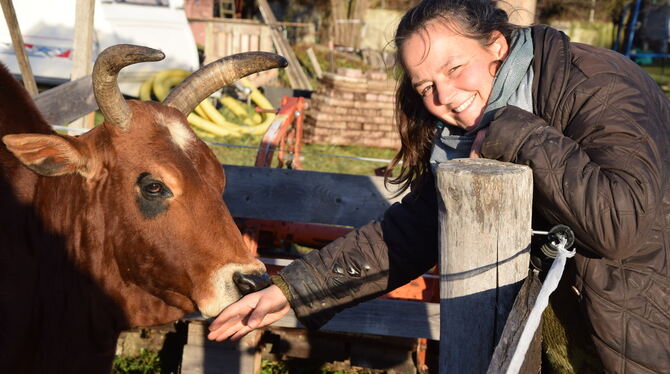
[430,27,534,166]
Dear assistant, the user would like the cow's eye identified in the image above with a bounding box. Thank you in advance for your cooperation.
[137,173,173,200]
[144,182,164,195]
[136,173,173,219]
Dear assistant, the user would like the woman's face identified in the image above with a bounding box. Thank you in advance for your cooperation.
[401,21,509,131]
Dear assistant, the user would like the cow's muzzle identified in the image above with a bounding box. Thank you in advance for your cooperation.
[233,272,271,296]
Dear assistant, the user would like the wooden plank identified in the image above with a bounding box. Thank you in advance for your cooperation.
[225,31,233,56]
[231,27,240,54]
[267,29,301,88]
[487,271,542,374]
[71,0,95,92]
[350,0,367,49]
[203,20,278,86]
[330,0,346,47]
[34,75,97,126]
[260,26,272,52]
[222,165,405,227]
[182,322,259,374]
[205,22,215,64]
[240,33,249,52]
[70,0,96,130]
[181,343,258,374]
[306,47,323,78]
[436,159,532,374]
[0,0,38,96]
[185,298,440,340]
[205,21,271,54]
[274,298,440,340]
[257,0,312,90]
[250,34,259,52]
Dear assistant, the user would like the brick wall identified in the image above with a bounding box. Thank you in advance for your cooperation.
[304,69,400,149]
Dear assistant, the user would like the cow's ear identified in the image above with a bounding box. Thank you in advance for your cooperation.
[2,134,94,177]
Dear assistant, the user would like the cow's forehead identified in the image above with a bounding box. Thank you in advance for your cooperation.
[105,102,223,187]
[155,111,195,151]
[126,101,196,152]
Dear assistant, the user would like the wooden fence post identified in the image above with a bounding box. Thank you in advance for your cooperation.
[0,0,38,96]
[70,0,96,131]
[436,159,532,373]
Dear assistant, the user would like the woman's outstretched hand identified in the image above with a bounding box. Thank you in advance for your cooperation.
[207,284,291,341]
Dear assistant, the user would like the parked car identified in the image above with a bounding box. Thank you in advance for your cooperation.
[0,0,200,96]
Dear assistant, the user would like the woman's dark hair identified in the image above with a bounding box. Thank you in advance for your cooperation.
[386,0,518,194]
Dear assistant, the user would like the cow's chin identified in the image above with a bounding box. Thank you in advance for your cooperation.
[197,262,266,318]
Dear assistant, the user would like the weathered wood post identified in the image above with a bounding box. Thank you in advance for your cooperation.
[0,0,38,96]
[71,0,96,131]
[436,159,532,373]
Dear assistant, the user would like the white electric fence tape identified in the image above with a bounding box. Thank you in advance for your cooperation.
[506,238,576,374]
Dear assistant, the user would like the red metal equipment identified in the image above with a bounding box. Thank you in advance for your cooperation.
[254,96,304,169]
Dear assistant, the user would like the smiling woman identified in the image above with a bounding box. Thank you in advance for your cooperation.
[401,21,507,131]
[206,1,670,372]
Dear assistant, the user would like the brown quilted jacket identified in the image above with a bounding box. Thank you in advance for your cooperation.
[277,25,670,373]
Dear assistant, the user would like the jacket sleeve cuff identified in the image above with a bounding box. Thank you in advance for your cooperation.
[276,259,338,330]
[270,274,292,301]
[481,105,548,162]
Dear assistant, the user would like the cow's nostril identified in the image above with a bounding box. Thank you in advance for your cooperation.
[233,272,271,296]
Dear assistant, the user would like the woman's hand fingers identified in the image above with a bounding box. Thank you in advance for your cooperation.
[227,300,289,341]
[208,295,256,331]
[247,286,290,328]
[207,310,247,341]
[229,325,255,341]
[469,129,487,158]
[207,294,258,341]
[209,318,245,341]
[207,285,289,342]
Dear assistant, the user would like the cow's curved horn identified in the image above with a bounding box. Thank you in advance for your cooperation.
[163,52,287,116]
[93,44,165,130]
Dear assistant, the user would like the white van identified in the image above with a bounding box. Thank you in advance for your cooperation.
[0,0,200,97]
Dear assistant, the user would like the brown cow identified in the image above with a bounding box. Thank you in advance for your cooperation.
[0,45,286,373]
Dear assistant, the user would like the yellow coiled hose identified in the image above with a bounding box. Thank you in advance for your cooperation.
[139,69,276,137]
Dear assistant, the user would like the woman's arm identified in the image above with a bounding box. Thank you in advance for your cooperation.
[276,174,440,329]
[208,173,440,340]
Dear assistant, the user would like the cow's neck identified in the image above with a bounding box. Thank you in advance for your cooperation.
[0,157,184,374]
[0,171,123,373]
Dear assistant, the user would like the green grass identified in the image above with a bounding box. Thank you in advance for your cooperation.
[202,133,398,176]
[112,349,162,374]
[260,359,385,374]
